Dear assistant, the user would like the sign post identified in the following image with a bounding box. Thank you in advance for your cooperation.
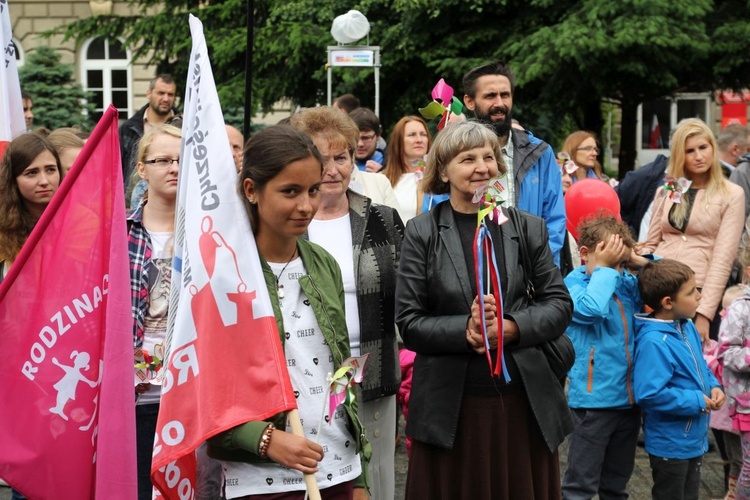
[327,45,380,116]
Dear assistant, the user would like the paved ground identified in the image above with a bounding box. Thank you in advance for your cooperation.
[393,419,728,500]
[0,425,727,500]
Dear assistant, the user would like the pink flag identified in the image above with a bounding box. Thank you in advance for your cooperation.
[0,105,137,499]
[150,16,297,499]
[0,0,25,157]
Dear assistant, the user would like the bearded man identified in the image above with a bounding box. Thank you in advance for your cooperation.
[463,61,566,264]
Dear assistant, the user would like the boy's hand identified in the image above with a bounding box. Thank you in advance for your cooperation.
[624,249,649,271]
[703,388,726,411]
[596,235,630,269]
[710,387,725,409]
[703,394,716,412]
[365,160,383,173]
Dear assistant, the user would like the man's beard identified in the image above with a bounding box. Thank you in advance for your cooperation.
[150,102,171,117]
[474,105,512,137]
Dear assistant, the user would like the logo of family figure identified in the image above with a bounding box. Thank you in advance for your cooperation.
[49,350,102,429]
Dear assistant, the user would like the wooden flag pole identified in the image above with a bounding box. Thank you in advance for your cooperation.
[287,409,322,500]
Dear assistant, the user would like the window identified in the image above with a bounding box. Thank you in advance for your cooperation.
[12,38,24,67]
[80,37,132,123]
[637,94,711,166]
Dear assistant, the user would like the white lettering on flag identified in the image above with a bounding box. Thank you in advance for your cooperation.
[0,0,25,152]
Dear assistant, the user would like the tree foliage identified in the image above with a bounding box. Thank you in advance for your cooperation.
[18,47,95,131]
[54,0,750,172]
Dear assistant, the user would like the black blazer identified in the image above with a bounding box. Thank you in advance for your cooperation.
[395,202,573,451]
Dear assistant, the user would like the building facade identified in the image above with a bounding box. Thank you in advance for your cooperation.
[10,0,155,123]
[9,0,292,127]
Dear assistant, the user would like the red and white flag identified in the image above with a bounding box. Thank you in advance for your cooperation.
[150,15,297,499]
[0,106,137,499]
[0,0,25,157]
[649,114,663,149]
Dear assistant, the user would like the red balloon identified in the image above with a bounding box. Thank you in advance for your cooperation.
[565,179,621,240]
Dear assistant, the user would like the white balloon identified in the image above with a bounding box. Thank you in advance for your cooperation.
[331,10,370,44]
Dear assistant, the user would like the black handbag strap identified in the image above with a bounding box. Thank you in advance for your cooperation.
[507,207,535,301]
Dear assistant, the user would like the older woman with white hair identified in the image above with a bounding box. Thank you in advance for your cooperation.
[291,107,404,500]
[396,121,573,499]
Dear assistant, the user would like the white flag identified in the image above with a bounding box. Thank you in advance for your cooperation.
[0,0,25,151]
[150,14,296,499]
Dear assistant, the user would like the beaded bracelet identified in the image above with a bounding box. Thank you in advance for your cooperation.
[258,423,275,458]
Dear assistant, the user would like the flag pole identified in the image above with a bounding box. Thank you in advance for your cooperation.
[243,0,253,138]
[287,409,322,500]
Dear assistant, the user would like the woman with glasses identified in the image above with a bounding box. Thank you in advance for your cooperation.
[384,116,448,222]
[127,124,181,500]
[561,131,604,182]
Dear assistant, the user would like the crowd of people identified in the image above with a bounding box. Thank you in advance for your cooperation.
[5,61,750,500]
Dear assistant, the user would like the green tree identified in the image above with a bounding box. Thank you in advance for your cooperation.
[55,0,750,173]
[52,0,248,113]
[501,0,715,177]
[18,46,95,131]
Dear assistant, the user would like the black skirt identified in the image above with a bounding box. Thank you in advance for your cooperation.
[405,388,561,499]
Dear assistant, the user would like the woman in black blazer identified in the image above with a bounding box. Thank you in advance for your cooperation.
[395,121,573,499]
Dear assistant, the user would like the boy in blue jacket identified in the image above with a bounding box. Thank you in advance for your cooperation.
[635,259,725,500]
[562,216,651,499]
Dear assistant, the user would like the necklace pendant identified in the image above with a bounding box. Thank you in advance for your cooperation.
[277,284,285,299]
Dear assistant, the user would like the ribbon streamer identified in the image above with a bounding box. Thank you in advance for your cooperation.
[473,223,510,381]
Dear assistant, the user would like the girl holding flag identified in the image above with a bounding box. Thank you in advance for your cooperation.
[208,125,370,500]
[395,121,572,499]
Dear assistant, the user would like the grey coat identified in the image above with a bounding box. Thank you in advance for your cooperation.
[305,190,404,402]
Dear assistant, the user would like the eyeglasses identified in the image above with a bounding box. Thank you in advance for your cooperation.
[358,133,377,143]
[576,146,599,154]
[143,157,180,167]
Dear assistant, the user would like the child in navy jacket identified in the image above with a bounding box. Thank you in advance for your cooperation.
[635,259,725,500]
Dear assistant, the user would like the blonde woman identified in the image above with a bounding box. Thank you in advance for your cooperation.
[641,118,745,342]
[127,124,181,499]
[291,107,403,500]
